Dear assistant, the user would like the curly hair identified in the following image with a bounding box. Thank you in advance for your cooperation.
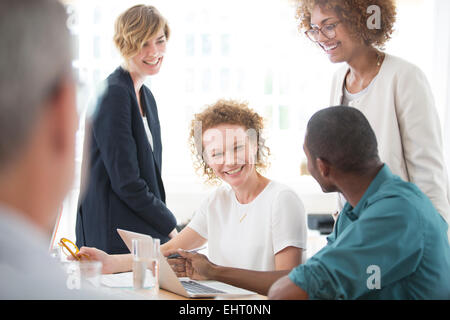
[296,0,396,49]
[113,5,170,61]
[189,99,271,185]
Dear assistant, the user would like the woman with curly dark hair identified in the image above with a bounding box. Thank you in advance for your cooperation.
[296,0,450,234]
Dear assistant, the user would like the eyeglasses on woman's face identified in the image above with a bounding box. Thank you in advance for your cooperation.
[305,21,341,42]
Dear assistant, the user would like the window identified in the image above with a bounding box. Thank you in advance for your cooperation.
[185,34,195,56]
[220,34,231,56]
[201,34,212,56]
[220,68,230,92]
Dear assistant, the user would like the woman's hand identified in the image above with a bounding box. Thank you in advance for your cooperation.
[67,247,117,274]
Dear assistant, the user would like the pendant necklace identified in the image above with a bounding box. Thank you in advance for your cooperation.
[237,197,256,223]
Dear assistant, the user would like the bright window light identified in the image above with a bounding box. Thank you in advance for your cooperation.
[55,0,444,258]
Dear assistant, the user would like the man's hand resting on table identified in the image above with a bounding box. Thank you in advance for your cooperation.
[165,249,214,281]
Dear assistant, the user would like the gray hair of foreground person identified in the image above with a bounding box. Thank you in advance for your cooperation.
[0,0,76,232]
[0,0,72,169]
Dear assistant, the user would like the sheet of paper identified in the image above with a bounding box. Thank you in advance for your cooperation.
[101,271,154,288]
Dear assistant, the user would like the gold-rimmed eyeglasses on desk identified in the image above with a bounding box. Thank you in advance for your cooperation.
[58,237,90,261]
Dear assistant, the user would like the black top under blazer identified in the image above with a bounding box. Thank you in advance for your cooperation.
[75,66,177,254]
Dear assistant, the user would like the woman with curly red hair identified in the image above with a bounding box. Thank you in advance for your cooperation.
[72,100,308,295]
[296,0,450,234]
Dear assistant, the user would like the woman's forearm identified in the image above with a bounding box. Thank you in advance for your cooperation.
[161,226,207,256]
[112,253,133,273]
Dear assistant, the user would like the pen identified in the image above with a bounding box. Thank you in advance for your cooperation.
[167,246,206,259]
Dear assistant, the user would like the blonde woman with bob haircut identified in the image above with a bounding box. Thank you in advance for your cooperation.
[72,100,307,295]
[75,5,178,255]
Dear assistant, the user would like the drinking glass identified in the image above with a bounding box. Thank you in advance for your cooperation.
[132,238,160,296]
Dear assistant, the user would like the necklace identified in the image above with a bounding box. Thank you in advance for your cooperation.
[376,51,385,67]
[236,191,259,224]
[239,212,248,223]
[345,51,384,92]
[237,199,255,223]
[235,178,271,223]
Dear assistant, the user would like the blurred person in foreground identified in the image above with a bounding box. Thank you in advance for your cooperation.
[0,0,100,299]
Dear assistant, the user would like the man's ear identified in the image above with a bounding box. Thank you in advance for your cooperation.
[316,158,330,178]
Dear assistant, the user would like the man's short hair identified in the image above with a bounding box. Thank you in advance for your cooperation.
[305,106,380,173]
[0,0,72,169]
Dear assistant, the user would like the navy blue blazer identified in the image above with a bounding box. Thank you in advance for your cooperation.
[75,67,177,254]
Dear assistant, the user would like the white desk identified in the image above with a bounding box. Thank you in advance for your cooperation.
[98,273,266,300]
[100,286,266,300]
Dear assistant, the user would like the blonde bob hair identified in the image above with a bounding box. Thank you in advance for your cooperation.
[113,5,170,61]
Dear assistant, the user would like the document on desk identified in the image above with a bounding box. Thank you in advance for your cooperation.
[101,271,154,288]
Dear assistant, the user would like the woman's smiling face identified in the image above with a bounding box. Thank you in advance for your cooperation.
[310,5,360,64]
[202,124,258,188]
[128,28,167,76]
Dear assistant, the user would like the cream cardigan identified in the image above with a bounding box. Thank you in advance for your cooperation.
[330,53,450,237]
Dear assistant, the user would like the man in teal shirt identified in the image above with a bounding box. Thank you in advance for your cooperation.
[269,106,450,299]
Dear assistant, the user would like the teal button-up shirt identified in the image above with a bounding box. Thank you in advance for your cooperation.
[289,164,450,299]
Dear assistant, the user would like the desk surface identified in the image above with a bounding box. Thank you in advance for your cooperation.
[102,286,266,300]
[135,288,266,300]
[98,272,267,300]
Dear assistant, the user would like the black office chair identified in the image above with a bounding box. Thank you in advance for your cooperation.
[307,214,335,235]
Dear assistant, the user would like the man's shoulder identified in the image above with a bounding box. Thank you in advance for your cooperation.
[0,208,96,299]
[365,176,433,219]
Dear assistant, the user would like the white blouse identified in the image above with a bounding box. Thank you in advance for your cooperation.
[187,181,307,271]
[142,116,154,150]
[330,53,450,239]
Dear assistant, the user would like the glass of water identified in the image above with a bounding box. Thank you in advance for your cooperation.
[149,239,160,296]
[65,260,102,290]
[132,238,160,296]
